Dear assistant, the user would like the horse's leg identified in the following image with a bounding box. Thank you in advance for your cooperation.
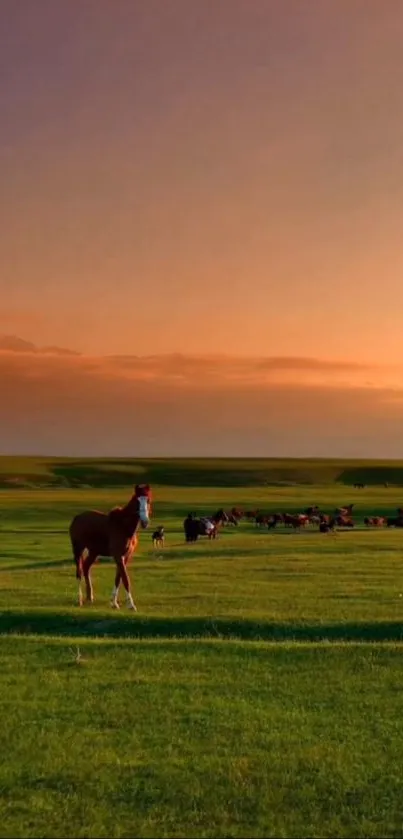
[77,562,84,606]
[82,553,97,603]
[72,540,86,606]
[111,566,122,609]
[75,552,85,606]
[112,556,136,610]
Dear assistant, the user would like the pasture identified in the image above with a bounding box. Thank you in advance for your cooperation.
[1,459,403,837]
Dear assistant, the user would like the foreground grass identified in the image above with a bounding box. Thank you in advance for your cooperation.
[1,484,403,836]
[1,637,403,838]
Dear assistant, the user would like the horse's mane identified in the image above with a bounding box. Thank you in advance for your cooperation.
[107,486,150,535]
[108,505,123,520]
[108,500,138,536]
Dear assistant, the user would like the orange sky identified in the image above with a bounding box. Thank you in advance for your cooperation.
[1,1,403,455]
[1,338,403,456]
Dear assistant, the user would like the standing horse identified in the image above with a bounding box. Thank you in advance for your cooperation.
[183,513,217,541]
[69,484,152,610]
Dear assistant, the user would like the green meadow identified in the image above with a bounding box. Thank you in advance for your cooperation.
[1,457,403,838]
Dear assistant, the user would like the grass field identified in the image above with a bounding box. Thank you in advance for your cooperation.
[2,459,403,837]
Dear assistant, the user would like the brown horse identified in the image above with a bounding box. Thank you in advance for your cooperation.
[69,484,152,609]
[335,515,354,528]
[364,516,386,527]
[335,504,354,516]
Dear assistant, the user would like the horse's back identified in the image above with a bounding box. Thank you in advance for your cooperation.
[69,509,108,543]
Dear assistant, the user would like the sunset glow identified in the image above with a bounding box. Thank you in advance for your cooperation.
[2,0,403,455]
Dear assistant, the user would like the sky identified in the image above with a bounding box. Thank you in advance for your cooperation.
[1,0,403,456]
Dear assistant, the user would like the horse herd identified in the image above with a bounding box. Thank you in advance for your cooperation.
[68,485,403,609]
[183,504,403,539]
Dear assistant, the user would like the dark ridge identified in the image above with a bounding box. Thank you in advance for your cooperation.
[2,456,403,489]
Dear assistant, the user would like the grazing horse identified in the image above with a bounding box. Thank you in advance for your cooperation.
[387,516,403,528]
[305,505,321,516]
[364,516,386,527]
[282,513,308,530]
[267,513,284,529]
[335,515,354,528]
[320,516,336,533]
[69,484,151,610]
[244,510,259,521]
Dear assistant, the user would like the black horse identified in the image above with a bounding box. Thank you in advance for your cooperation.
[183,513,217,542]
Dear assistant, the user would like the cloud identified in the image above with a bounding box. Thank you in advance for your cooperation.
[249,357,372,372]
[0,336,403,457]
[1,336,403,456]
[0,336,400,395]
[103,353,372,373]
[0,335,38,353]
[0,334,81,356]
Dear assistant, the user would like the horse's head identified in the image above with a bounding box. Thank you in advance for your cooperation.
[135,484,152,529]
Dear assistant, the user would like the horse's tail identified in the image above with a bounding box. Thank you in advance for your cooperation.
[69,519,83,579]
[73,543,83,580]
[70,539,83,579]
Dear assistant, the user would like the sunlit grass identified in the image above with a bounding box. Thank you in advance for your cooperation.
[1,481,403,836]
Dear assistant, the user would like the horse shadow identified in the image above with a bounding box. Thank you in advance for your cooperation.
[0,609,403,643]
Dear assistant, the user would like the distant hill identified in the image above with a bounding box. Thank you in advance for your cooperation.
[1,456,403,488]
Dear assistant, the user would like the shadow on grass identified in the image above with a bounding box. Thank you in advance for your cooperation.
[0,559,76,572]
[0,529,66,534]
[1,609,403,642]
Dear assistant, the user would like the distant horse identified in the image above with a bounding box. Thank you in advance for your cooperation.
[200,508,227,534]
[387,516,403,528]
[211,508,229,526]
[335,504,354,516]
[224,512,240,526]
[244,510,259,521]
[69,484,152,610]
[305,505,321,516]
[255,513,270,527]
[320,516,336,533]
[267,513,284,529]
[283,513,309,530]
[222,507,243,525]
[183,514,217,542]
[364,517,386,527]
[152,526,165,548]
[335,515,354,528]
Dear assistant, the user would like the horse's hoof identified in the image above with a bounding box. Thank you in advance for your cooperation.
[127,602,137,611]
[111,600,120,609]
